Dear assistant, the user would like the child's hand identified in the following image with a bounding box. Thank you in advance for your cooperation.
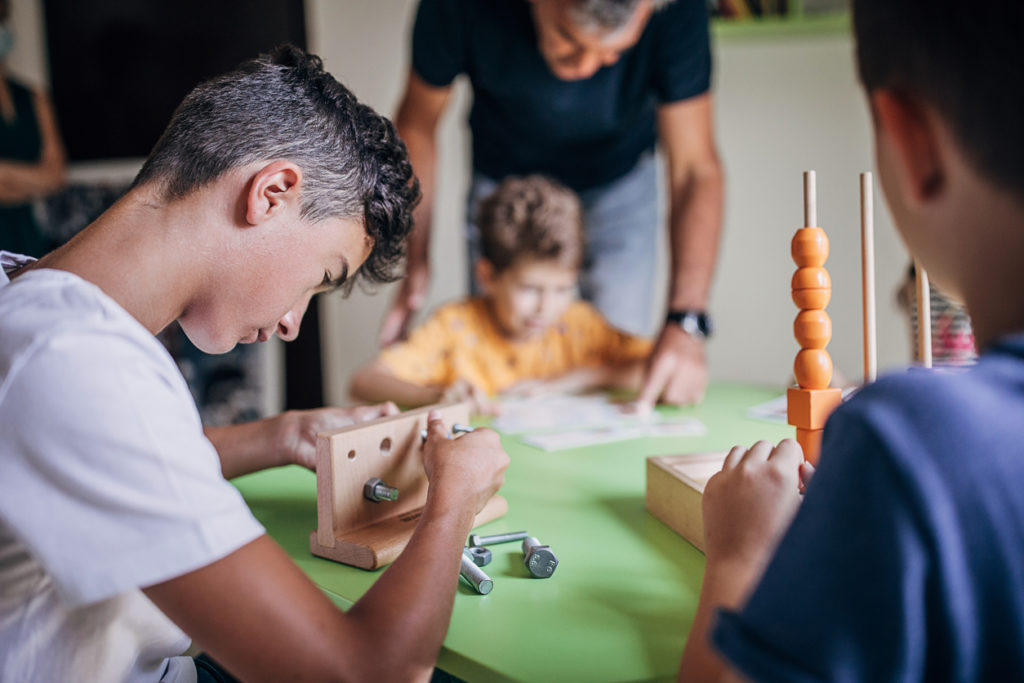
[441,379,499,416]
[500,377,560,399]
[421,411,509,515]
[702,439,804,583]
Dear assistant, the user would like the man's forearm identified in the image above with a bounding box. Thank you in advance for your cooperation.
[666,160,724,311]
[395,120,438,272]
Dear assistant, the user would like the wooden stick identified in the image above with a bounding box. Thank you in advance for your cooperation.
[860,172,877,382]
[804,170,816,227]
[915,260,932,368]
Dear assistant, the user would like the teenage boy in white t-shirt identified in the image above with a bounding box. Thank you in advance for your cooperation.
[0,45,509,683]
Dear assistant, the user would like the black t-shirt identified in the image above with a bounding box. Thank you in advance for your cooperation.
[412,0,712,191]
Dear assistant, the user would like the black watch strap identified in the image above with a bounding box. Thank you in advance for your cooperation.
[665,309,713,339]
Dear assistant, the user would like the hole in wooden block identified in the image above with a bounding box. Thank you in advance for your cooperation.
[347,449,356,460]
[379,438,392,457]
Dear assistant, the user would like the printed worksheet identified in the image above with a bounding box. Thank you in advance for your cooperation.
[492,394,705,451]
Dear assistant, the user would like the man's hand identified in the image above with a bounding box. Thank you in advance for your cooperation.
[421,411,509,516]
[702,439,804,584]
[274,403,401,471]
[635,325,708,410]
[378,254,430,347]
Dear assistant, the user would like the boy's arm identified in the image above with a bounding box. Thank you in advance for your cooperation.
[144,413,509,683]
[204,403,400,479]
[351,361,497,416]
[678,440,803,682]
[350,360,446,407]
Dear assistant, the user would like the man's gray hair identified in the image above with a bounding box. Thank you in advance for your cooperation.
[569,0,675,32]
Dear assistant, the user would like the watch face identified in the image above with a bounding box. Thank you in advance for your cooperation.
[667,310,711,338]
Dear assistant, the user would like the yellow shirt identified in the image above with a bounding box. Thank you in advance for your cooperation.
[377,298,652,396]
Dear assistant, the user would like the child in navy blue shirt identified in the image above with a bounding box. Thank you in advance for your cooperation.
[679,1,1024,680]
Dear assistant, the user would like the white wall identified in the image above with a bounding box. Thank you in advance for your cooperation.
[17,1,912,409]
[708,34,910,388]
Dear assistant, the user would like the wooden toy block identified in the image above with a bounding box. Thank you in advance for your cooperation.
[310,403,508,570]
[787,386,842,430]
[645,452,728,553]
[795,427,823,466]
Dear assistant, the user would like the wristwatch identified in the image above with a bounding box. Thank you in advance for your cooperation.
[665,309,713,339]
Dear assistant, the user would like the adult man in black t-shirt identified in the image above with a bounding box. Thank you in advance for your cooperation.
[380,0,723,407]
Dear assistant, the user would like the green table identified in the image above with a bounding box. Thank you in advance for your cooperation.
[233,381,793,682]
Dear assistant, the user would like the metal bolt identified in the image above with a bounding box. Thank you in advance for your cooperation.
[460,550,494,594]
[464,546,492,567]
[522,536,558,578]
[468,530,529,547]
[421,427,459,443]
[452,424,473,435]
[363,477,399,503]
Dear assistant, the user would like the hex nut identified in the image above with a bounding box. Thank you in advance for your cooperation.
[465,546,492,567]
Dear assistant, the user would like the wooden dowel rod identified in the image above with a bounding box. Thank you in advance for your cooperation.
[804,170,816,227]
[861,172,877,382]
[915,261,932,368]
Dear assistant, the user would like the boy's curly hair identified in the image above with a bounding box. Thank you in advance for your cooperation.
[133,45,419,292]
[476,175,584,274]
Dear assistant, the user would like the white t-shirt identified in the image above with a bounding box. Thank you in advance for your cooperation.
[0,252,265,682]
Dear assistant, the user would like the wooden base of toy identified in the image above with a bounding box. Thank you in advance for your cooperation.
[310,495,508,570]
[310,402,508,570]
[645,452,728,553]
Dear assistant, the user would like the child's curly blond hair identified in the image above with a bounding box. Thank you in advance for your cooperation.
[476,175,584,273]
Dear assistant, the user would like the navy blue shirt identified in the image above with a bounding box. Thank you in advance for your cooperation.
[713,335,1024,681]
[411,0,711,191]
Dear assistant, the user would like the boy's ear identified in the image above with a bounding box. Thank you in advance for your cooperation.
[475,258,496,294]
[870,89,944,205]
[245,160,303,226]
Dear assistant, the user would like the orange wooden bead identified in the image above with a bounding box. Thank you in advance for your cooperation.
[794,348,833,389]
[791,227,829,268]
[791,265,832,309]
[792,288,831,309]
[793,309,832,349]
[791,266,831,291]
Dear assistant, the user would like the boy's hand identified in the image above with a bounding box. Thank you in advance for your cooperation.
[501,377,560,399]
[702,439,804,584]
[421,411,509,515]
[441,379,499,416]
[276,403,401,470]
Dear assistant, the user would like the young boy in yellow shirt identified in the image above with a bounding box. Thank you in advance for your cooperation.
[351,175,651,412]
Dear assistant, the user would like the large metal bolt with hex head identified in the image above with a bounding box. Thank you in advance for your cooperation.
[468,530,528,548]
[522,536,558,578]
[363,477,399,503]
